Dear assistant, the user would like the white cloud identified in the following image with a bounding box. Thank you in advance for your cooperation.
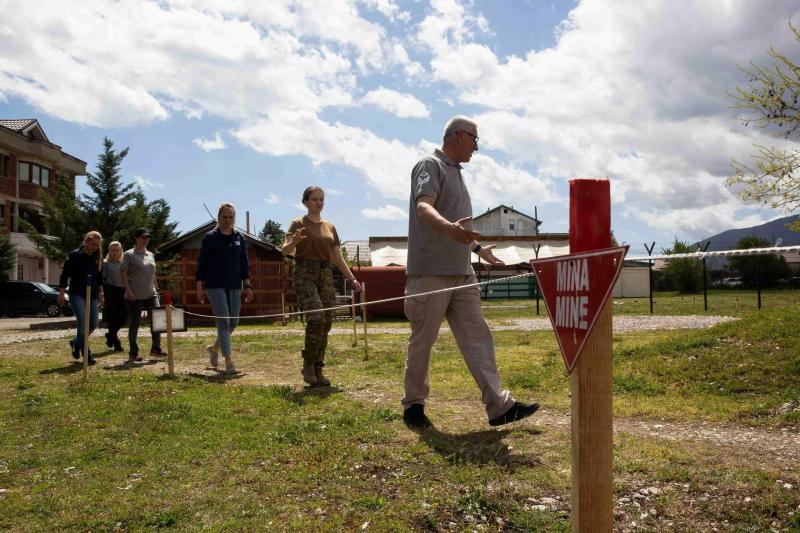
[234,114,556,207]
[362,205,407,220]
[326,188,344,196]
[263,193,280,204]
[416,0,800,237]
[192,131,227,152]
[134,175,164,190]
[4,0,799,240]
[359,0,411,23]
[363,87,430,118]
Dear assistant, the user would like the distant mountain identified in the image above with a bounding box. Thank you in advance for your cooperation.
[698,214,800,251]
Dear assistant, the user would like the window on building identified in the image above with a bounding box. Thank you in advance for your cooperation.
[0,204,5,225]
[509,221,515,230]
[0,154,9,177]
[17,264,23,280]
[18,161,30,182]
[17,161,51,186]
[503,208,508,214]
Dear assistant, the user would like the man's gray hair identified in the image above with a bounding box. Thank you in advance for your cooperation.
[443,116,477,141]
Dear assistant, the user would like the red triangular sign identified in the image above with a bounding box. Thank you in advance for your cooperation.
[531,245,628,374]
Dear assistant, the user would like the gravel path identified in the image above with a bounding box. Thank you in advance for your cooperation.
[0,315,737,345]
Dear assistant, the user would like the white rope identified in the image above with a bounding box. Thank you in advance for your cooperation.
[176,271,537,320]
[627,245,800,262]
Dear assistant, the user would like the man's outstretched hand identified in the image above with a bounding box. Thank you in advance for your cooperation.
[476,244,505,266]
[447,216,480,244]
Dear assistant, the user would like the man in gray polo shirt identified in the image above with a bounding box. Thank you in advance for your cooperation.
[402,116,539,429]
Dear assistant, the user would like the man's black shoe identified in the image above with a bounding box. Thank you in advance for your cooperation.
[403,404,432,429]
[69,339,80,360]
[87,350,96,366]
[105,332,113,348]
[113,340,124,352]
[489,401,539,427]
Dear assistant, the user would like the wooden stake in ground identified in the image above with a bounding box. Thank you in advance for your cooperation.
[569,179,613,532]
[360,283,368,358]
[351,279,358,347]
[164,292,175,378]
[82,275,91,383]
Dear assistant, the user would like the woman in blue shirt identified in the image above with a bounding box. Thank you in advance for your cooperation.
[196,203,253,373]
[58,231,104,365]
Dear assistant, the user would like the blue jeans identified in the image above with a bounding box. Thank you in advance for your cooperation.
[70,294,99,352]
[125,297,161,355]
[206,288,241,356]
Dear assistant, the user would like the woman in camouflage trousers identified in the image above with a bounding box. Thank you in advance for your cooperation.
[282,186,361,387]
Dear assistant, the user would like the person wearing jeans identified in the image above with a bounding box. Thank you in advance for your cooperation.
[196,202,253,374]
[58,231,104,366]
[121,227,163,363]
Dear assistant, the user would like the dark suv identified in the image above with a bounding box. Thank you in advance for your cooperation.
[0,281,73,318]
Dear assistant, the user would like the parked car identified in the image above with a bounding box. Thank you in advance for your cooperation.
[713,277,743,288]
[0,281,73,317]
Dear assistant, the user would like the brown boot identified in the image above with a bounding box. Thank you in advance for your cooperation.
[315,366,331,387]
[302,363,318,386]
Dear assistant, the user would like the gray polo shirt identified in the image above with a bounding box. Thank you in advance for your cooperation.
[120,248,158,299]
[102,261,124,288]
[407,149,474,277]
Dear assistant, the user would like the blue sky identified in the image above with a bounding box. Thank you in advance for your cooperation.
[1,0,798,256]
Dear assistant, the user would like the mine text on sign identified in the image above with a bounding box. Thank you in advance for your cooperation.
[531,245,628,373]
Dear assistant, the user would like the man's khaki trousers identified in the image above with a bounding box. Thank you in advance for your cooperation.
[401,275,515,420]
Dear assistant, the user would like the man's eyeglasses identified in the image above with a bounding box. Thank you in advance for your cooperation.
[459,130,479,148]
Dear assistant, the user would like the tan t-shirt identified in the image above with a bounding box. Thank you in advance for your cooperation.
[288,216,340,261]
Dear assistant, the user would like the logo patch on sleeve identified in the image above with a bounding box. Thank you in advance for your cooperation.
[415,171,431,194]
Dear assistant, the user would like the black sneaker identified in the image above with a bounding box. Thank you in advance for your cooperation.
[403,404,432,429]
[69,339,80,360]
[489,401,540,427]
[105,332,113,348]
[87,350,96,366]
[149,348,167,358]
[113,340,124,352]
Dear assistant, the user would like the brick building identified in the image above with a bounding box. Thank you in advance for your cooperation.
[0,119,87,282]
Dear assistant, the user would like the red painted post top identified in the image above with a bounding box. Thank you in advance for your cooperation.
[162,292,172,305]
[569,179,611,253]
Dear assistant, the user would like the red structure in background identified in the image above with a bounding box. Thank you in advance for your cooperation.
[352,265,406,317]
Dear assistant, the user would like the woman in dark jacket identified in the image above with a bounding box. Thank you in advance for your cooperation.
[102,241,127,352]
[196,203,253,373]
[58,231,104,365]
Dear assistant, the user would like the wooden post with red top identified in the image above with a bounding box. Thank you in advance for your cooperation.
[569,179,613,531]
[163,291,175,378]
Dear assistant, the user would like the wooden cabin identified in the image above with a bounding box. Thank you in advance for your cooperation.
[156,221,290,319]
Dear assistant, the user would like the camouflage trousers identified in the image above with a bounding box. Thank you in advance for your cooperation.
[293,260,336,367]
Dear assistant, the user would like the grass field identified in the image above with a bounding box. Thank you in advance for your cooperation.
[0,297,798,531]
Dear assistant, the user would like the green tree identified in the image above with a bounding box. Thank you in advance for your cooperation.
[728,23,800,232]
[258,219,285,247]
[23,138,178,262]
[0,231,16,281]
[118,193,179,252]
[79,137,138,243]
[21,175,87,263]
[661,238,704,293]
[728,235,792,288]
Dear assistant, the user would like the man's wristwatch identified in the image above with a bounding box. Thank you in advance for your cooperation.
[472,243,482,253]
